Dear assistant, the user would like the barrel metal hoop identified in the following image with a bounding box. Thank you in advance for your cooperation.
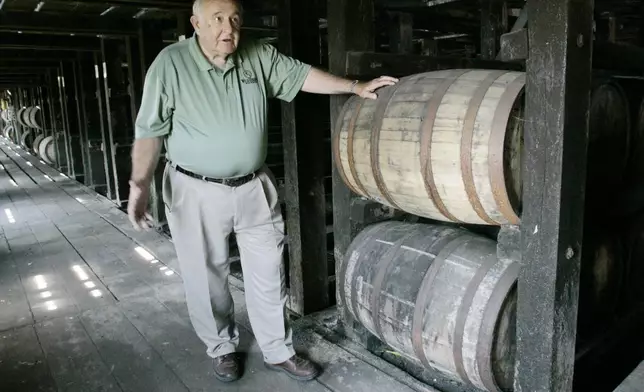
[333,97,363,196]
[411,234,472,370]
[488,74,526,225]
[370,83,402,209]
[452,245,500,386]
[420,70,470,222]
[476,261,520,392]
[460,71,506,225]
[347,99,370,197]
[370,227,422,341]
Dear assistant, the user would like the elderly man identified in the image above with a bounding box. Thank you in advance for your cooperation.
[128,0,398,383]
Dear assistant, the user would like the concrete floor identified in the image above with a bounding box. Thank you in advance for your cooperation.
[0,138,437,392]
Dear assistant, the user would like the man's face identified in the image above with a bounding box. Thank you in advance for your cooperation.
[191,0,242,58]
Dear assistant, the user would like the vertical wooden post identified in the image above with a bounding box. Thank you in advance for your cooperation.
[99,39,120,203]
[278,0,330,315]
[93,51,114,199]
[138,20,167,228]
[177,11,193,41]
[328,0,375,325]
[389,12,413,54]
[56,63,73,174]
[481,0,506,59]
[72,59,90,184]
[515,1,594,391]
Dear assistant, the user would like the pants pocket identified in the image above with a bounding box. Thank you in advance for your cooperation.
[256,168,285,235]
[162,164,174,212]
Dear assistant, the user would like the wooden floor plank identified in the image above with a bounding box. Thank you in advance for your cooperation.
[0,141,429,392]
[0,325,58,392]
[80,305,190,392]
[0,233,33,331]
[119,295,331,392]
[35,316,123,392]
[615,361,644,392]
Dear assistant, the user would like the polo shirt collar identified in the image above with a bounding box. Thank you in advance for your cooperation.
[189,33,241,72]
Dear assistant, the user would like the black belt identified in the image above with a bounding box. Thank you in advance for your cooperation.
[174,165,257,187]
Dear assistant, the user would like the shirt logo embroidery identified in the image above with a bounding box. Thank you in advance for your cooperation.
[241,69,258,84]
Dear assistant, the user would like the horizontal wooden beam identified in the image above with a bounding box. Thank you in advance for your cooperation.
[377,0,463,8]
[42,0,192,10]
[0,84,42,88]
[0,51,79,61]
[0,11,138,36]
[499,28,644,73]
[0,67,57,72]
[0,34,101,51]
[345,50,522,78]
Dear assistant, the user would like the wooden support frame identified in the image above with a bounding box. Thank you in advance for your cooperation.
[278,0,331,316]
[515,1,594,391]
[388,11,414,54]
[480,0,507,59]
[93,51,115,200]
[60,60,83,179]
[137,20,167,228]
[72,58,91,183]
[328,0,375,325]
[345,51,522,78]
[55,65,73,174]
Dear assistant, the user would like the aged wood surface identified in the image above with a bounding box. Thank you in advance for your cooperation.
[328,0,375,326]
[346,51,522,79]
[343,221,519,392]
[515,1,594,391]
[279,0,330,315]
[334,69,525,226]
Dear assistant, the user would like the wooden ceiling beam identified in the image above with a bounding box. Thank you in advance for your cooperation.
[0,10,137,36]
[43,0,192,10]
[0,34,101,51]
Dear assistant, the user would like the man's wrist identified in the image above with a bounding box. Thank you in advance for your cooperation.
[130,177,151,189]
[349,80,360,94]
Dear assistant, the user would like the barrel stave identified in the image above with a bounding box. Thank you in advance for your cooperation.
[344,221,518,392]
[334,69,526,226]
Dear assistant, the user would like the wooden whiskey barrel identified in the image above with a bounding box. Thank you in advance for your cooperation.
[32,134,45,155]
[27,106,42,130]
[586,80,631,195]
[622,217,644,306]
[333,69,525,226]
[577,226,625,338]
[342,221,519,392]
[334,70,632,225]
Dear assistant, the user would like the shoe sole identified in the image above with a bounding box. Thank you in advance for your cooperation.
[214,373,240,383]
[264,363,320,382]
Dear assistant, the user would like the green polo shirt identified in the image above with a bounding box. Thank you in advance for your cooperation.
[134,35,311,178]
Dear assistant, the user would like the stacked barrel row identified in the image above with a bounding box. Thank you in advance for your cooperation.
[332,69,642,392]
[16,106,43,130]
[0,105,66,167]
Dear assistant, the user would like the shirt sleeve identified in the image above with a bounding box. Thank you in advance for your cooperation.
[134,53,174,139]
[260,43,312,102]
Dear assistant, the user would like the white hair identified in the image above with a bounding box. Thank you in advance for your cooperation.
[192,0,243,16]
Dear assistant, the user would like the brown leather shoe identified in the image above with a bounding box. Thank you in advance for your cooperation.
[265,355,320,381]
[214,353,241,382]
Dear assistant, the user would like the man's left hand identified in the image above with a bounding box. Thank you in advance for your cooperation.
[355,76,399,99]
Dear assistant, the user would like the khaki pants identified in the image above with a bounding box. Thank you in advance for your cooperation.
[162,163,294,364]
